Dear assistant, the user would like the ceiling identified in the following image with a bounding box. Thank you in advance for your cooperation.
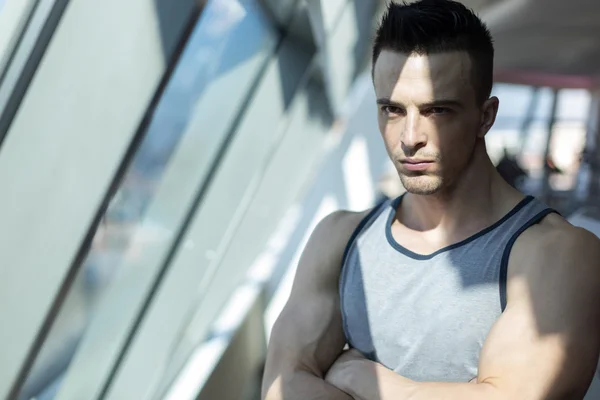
[479,0,600,88]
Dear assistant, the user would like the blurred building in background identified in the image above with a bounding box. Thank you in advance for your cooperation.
[0,0,599,399]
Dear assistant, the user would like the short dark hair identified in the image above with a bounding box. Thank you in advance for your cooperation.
[372,0,494,104]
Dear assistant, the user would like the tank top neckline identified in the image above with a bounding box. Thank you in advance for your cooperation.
[385,194,535,260]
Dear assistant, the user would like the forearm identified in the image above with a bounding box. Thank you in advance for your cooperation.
[360,379,501,400]
[336,360,503,400]
[263,370,353,400]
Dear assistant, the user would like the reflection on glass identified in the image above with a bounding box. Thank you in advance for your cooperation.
[19,1,276,399]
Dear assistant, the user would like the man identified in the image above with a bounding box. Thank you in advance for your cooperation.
[262,1,600,399]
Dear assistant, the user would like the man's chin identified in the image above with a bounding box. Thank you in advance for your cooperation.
[399,175,442,196]
[404,187,441,196]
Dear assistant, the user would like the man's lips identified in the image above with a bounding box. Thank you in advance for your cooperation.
[401,159,434,171]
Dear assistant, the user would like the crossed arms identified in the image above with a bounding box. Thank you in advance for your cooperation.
[261,210,600,400]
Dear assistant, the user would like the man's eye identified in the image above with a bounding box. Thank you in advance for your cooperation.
[382,106,403,115]
[429,107,450,114]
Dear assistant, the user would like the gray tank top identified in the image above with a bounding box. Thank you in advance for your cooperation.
[340,194,556,382]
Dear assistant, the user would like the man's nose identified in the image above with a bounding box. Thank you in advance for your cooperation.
[401,113,427,153]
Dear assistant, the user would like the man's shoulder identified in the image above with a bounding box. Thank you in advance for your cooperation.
[293,205,381,291]
[312,206,379,252]
[509,212,600,280]
[320,207,375,233]
[515,212,600,256]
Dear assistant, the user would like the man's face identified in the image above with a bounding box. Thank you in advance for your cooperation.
[373,50,493,195]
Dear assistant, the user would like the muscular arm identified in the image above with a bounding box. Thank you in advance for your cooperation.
[261,210,367,400]
[327,215,600,400]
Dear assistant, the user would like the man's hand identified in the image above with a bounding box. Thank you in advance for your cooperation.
[326,349,394,399]
[327,349,498,400]
[325,349,371,393]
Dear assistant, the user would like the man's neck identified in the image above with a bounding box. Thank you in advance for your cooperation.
[401,149,520,235]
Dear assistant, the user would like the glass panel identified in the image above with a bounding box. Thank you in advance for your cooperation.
[0,0,38,75]
[19,1,277,399]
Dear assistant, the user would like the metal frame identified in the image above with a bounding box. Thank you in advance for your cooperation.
[0,0,68,145]
[540,88,559,200]
[0,0,39,87]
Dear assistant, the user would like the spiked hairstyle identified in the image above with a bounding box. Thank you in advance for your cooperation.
[373,0,494,103]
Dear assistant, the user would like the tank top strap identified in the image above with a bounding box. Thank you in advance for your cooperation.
[341,196,394,266]
[498,197,559,309]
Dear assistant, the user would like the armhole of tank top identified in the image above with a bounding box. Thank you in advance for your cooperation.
[339,198,389,345]
[341,198,389,268]
[339,199,389,298]
[499,208,560,311]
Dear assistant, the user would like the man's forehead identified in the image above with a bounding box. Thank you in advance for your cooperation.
[373,50,472,99]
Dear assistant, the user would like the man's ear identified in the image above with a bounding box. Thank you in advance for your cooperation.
[478,96,499,138]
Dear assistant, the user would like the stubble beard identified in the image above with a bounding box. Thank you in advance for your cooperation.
[399,173,444,195]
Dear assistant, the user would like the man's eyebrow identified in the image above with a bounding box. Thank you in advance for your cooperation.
[422,99,464,109]
[376,98,401,106]
[376,98,464,108]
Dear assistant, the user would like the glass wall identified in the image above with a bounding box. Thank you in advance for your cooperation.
[19,1,279,398]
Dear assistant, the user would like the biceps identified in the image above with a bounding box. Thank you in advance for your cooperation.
[265,292,346,377]
[478,305,598,399]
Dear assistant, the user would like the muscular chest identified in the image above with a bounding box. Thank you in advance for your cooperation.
[340,252,502,382]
